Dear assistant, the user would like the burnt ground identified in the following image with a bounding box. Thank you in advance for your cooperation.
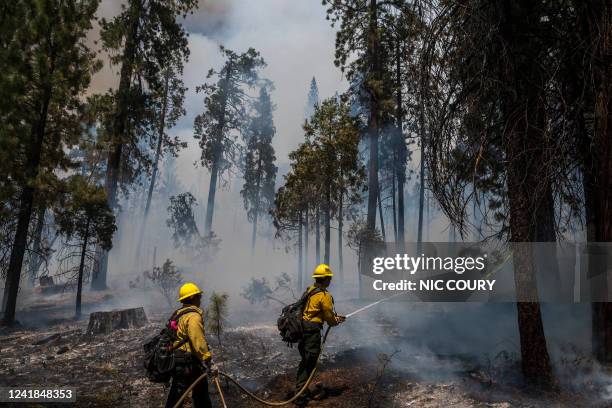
[0,293,609,408]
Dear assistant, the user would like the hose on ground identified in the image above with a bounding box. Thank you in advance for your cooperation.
[172,327,332,408]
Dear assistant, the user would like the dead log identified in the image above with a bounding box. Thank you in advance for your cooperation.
[87,307,148,335]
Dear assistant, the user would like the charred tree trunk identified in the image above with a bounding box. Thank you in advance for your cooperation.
[392,172,397,242]
[579,0,612,363]
[94,0,142,290]
[378,185,386,241]
[395,36,406,245]
[417,136,425,250]
[28,205,46,286]
[338,191,344,283]
[76,220,90,320]
[87,307,148,335]
[365,0,380,233]
[2,75,53,325]
[497,0,554,388]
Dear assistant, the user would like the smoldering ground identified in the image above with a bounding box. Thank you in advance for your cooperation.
[2,1,610,406]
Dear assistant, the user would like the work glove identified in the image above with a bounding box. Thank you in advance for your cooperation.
[204,359,219,377]
[336,315,346,324]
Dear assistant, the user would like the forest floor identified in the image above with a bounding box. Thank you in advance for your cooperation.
[0,291,609,408]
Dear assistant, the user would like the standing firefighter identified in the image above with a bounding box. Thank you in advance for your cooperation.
[295,264,345,406]
[166,282,217,408]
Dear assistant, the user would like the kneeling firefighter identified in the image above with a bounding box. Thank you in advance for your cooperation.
[165,282,218,408]
[295,264,345,406]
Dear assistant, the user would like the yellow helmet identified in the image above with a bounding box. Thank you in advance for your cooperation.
[177,282,203,302]
[312,263,334,279]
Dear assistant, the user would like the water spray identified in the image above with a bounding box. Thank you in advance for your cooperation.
[345,292,407,318]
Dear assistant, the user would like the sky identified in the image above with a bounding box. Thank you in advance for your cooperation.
[89,0,347,175]
[86,0,362,292]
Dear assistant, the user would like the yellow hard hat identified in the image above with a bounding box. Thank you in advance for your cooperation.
[312,263,334,279]
[177,282,203,302]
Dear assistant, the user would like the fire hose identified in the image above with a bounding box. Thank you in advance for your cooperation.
[172,293,405,408]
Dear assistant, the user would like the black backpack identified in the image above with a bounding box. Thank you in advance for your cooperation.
[277,287,322,345]
[143,309,196,383]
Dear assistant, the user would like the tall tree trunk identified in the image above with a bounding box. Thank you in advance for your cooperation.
[76,220,90,320]
[417,138,425,249]
[298,211,303,290]
[378,186,386,241]
[205,162,220,236]
[304,205,309,276]
[28,205,46,286]
[338,191,344,283]
[395,35,406,244]
[93,0,142,290]
[136,71,170,265]
[579,0,612,363]
[365,0,380,233]
[204,64,232,236]
[251,157,263,254]
[497,0,554,388]
[324,189,331,265]
[2,73,53,325]
[315,207,321,264]
[392,172,397,242]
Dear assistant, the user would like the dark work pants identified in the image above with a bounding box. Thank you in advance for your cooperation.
[165,363,212,408]
[295,329,321,403]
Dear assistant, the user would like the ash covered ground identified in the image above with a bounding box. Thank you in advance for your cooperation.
[0,290,607,408]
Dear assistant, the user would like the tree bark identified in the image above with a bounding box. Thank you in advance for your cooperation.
[298,211,303,291]
[365,0,380,233]
[315,207,321,264]
[338,191,344,283]
[87,307,148,335]
[395,35,406,244]
[497,0,555,388]
[579,0,612,363]
[304,204,309,276]
[28,205,46,286]
[76,220,90,320]
[378,186,386,241]
[2,70,54,325]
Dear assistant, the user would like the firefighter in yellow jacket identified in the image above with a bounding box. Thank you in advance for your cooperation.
[295,264,345,406]
[165,282,217,408]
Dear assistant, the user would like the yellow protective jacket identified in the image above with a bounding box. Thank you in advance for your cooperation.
[302,285,338,327]
[172,305,212,362]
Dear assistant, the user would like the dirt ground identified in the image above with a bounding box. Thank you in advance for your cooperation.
[0,293,608,408]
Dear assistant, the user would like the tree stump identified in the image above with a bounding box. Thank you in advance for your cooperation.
[87,307,148,335]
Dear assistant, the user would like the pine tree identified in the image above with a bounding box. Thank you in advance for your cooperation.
[323,0,405,234]
[1,0,102,325]
[53,176,116,319]
[241,87,278,253]
[93,0,197,290]
[305,77,320,118]
[194,47,266,237]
